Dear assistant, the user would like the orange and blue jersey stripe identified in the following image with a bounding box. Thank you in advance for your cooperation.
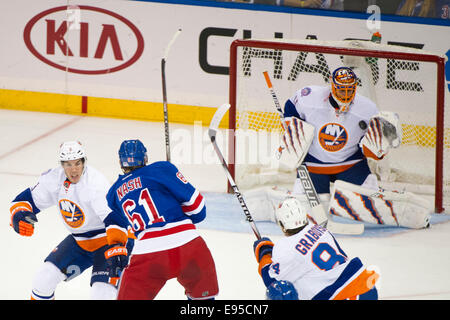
[312,257,379,300]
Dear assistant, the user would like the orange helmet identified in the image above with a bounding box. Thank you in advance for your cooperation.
[330,67,357,113]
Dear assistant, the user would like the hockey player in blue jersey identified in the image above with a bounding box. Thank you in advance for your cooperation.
[106,139,219,300]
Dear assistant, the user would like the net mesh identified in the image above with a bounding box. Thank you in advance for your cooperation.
[232,39,449,212]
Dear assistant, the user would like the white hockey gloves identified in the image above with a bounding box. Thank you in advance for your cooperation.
[278,117,315,170]
[360,111,402,160]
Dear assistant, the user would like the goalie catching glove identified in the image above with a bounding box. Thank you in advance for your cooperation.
[360,111,402,160]
[278,117,315,170]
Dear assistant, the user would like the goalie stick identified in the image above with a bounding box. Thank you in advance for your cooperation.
[161,28,182,162]
[262,71,364,235]
[208,103,262,240]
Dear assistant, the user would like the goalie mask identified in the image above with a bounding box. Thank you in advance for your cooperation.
[330,67,357,113]
[118,139,148,171]
[275,197,308,232]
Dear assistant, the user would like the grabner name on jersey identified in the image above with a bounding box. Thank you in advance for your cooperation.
[295,224,327,255]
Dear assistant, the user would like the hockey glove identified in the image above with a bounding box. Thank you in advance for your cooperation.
[11,211,37,237]
[104,244,128,286]
[360,112,401,160]
[266,280,298,300]
[253,237,274,263]
[254,237,274,278]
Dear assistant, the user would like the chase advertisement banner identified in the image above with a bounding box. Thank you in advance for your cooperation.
[0,0,448,117]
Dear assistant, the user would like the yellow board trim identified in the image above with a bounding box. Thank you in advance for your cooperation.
[0,89,81,114]
[0,88,228,128]
[236,111,449,149]
[1,88,447,149]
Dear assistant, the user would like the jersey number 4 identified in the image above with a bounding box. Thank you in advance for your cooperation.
[122,188,165,232]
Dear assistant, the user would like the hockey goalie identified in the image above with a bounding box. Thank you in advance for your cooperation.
[244,67,431,231]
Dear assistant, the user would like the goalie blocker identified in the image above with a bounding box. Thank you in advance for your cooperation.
[330,180,431,229]
[278,117,315,171]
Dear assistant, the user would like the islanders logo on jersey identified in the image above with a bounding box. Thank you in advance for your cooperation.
[59,199,85,228]
[318,123,348,152]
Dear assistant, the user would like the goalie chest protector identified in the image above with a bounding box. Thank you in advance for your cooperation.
[288,85,379,169]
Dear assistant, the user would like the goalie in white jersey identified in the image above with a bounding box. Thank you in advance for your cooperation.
[9,141,134,299]
[283,66,388,193]
[253,197,379,300]
[274,66,431,229]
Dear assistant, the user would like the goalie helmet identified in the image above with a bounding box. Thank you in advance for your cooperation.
[275,197,308,232]
[118,139,148,169]
[330,67,357,113]
[59,141,86,162]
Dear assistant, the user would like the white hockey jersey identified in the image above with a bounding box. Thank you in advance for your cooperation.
[16,165,113,251]
[287,85,379,174]
[268,223,378,300]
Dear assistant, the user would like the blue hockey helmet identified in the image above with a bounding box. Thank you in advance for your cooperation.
[118,139,148,169]
[266,280,298,300]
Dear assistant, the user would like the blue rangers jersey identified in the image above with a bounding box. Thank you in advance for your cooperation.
[106,161,206,255]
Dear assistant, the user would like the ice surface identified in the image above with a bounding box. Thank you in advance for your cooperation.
[1,109,450,300]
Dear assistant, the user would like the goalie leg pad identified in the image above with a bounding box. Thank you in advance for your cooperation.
[243,187,290,222]
[243,186,314,224]
[330,180,431,229]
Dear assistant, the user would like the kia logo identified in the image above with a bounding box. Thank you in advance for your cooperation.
[23,5,144,74]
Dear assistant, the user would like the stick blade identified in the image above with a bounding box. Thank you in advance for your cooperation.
[208,103,230,137]
[163,28,182,60]
[310,200,364,235]
[326,220,365,235]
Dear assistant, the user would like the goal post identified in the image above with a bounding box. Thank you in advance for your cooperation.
[228,38,448,213]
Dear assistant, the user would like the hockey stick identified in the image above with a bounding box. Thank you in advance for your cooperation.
[208,103,262,240]
[161,28,182,162]
[262,71,364,235]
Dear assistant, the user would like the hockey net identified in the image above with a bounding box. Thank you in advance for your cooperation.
[228,38,448,213]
